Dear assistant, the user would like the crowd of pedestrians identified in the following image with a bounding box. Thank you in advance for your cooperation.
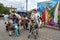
[4,9,42,39]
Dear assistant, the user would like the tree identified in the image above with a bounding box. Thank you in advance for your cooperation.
[0,3,4,14]
[0,3,10,14]
[3,7,10,14]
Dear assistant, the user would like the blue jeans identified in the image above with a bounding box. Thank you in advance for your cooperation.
[15,28,19,36]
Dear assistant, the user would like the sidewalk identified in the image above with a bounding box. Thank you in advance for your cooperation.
[0,17,4,20]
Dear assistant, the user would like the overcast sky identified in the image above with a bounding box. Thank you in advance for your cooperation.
[0,0,58,11]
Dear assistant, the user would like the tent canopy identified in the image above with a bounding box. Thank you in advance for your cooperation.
[17,10,26,14]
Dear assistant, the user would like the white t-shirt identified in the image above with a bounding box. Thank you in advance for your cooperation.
[34,13,40,20]
[31,13,35,20]
[4,15,9,24]
[31,13,40,20]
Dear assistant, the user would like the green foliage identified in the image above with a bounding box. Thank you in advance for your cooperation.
[0,3,10,14]
[3,7,10,14]
[0,3,4,14]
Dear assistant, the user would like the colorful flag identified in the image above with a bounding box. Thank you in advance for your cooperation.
[42,10,46,22]
[54,2,59,24]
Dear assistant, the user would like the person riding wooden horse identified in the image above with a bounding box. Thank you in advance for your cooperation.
[6,21,15,36]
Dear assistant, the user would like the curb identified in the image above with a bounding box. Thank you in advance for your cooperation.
[45,25,60,31]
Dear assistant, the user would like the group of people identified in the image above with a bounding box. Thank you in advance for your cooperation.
[4,9,42,37]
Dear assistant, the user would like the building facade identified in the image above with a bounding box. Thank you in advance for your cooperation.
[9,7,17,14]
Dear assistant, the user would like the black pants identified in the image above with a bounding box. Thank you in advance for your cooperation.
[30,26,33,32]
[25,23,28,29]
[6,26,8,31]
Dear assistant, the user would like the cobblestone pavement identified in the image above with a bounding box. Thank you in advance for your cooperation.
[0,20,60,40]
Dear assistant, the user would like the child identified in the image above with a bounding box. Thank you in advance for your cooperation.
[12,20,19,37]
[7,20,14,36]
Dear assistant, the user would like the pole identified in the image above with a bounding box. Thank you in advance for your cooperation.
[26,0,28,15]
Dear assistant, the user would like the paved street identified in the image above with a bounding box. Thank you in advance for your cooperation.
[0,20,60,40]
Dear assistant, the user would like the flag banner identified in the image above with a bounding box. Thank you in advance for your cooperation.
[37,1,59,28]
[54,2,59,24]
